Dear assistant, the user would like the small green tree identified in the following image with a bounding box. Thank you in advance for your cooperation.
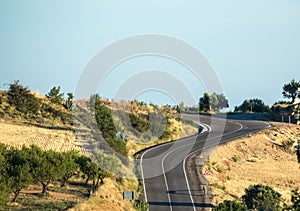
[282,79,300,103]
[29,147,60,195]
[216,93,229,111]
[209,93,219,111]
[199,92,210,112]
[75,155,111,193]
[57,151,80,187]
[7,81,40,115]
[6,149,33,202]
[213,200,247,211]
[65,92,74,110]
[199,92,229,112]
[242,184,282,211]
[47,86,64,104]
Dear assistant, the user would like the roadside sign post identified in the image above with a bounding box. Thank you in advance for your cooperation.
[123,191,135,200]
[280,111,292,126]
[203,169,210,177]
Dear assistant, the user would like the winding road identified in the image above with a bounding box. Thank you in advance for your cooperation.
[140,114,269,211]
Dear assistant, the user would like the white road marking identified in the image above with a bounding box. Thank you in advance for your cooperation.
[141,119,269,211]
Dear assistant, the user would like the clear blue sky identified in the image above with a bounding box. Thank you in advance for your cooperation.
[0,0,300,109]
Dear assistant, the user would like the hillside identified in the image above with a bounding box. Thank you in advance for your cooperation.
[203,122,300,206]
[0,83,198,210]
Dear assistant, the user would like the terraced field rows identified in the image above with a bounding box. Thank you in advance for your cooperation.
[0,121,83,153]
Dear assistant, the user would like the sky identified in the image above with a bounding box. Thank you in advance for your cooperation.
[0,0,300,109]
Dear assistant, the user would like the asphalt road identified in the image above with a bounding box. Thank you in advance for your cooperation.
[140,114,269,211]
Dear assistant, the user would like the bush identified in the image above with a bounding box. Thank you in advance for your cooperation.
[242,184,282,211]
[7,81,41,115]
[213,200,247,211]
[134,200,149,211]
[232,155,240,162]
[129,113,150,133]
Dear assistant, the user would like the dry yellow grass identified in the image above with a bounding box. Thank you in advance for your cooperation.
[70,178,138,211]
[0,121,79,152]
[204,122,300,205]
[126,119,197,157]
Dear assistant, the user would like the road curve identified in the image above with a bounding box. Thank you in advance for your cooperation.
[140,114,269,211]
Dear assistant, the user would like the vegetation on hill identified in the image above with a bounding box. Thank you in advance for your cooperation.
[0,80,198,210]
[282,79,300,103]
[0,144,112,209]
[199,92,229,112]
[234,98,270,113]
[0,81,73,128]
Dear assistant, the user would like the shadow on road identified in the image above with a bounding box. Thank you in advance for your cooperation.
[148,201,214,208]
[167,189,205,197]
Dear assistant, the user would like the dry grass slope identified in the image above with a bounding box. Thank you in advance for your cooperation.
[204,122,300,206]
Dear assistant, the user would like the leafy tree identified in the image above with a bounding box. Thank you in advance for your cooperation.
[210,93,229,111]
[91,167,111,193]
[213,200,247,211]
[7,80,40,115]
[242,184,282,211]
[235,99,269,113]
[57,151,80,187]
[199,92,229,112]
[209,93,219,111]
[6,149,33,202]
[75,156,110,192]
[199,92,210,112]
[28,147,61,195]
[47,86,64,104]
[282,79,300,103]
[75,155,93,184]
[216,93,229,111]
